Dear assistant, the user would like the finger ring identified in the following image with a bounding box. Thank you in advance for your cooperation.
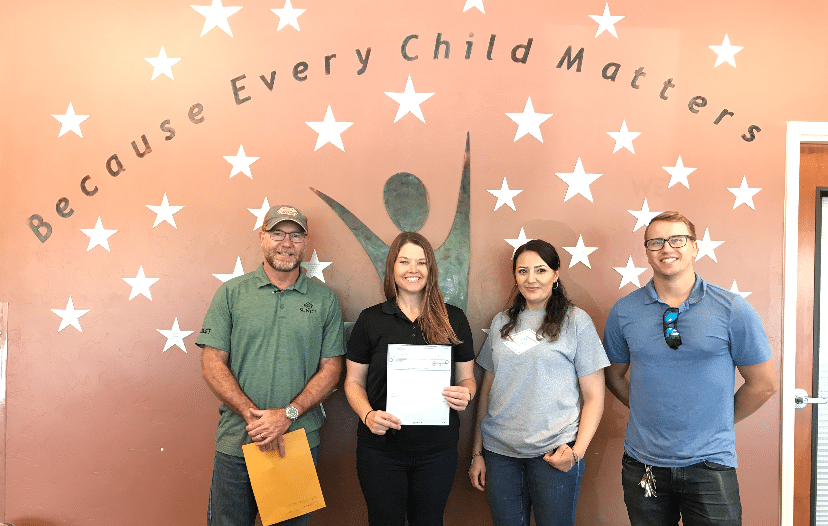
[260,434,265,439]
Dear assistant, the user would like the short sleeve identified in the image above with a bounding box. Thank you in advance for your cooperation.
[448,305,475,362]
[572,308,610,377]
[603,302,630,364]
[320,291,346,358]
[728,296,773,367]
[346,308,373,364]
[476,313,502,373]
[195,284,232,352]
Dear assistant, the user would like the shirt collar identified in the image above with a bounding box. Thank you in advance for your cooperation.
[253,264,308,293]
[643,274,706,308]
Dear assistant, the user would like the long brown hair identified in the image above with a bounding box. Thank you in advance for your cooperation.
[384,232,461,345]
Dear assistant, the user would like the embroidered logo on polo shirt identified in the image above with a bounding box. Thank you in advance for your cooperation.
[200,328,211,334]
[300,301,316,314]
[503,329,540,355]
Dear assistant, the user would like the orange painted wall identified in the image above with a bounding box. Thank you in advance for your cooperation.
[2,0,824,524]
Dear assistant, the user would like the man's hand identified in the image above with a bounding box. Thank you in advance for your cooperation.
[246,408,292,457]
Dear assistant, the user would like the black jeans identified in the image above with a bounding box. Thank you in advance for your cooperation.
[621,452,742,526]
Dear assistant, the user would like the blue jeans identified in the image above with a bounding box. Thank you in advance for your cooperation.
[208,447,319,526]
[621,452,742,526]
[484,448,584,526]
[356,444,458,526]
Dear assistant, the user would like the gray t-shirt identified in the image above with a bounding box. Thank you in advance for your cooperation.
[477,307,609,458]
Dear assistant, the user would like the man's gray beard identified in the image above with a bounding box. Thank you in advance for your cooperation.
[265,246,305,272]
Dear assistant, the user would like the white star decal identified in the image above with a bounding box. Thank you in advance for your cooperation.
[663,156,696,189]
[589,3,624,38]
[385,75,434,123]
[727,176,761,210]
[145,46,181,80]
[730,280,751,299]
[555,158,602,202]
[563,235,598,269]
[52,296,89,333]
[305,106,353,151]
[709,34,743,67]
[146,193,184,228]
[157,318,194,353]
[607,120,640,153]
[80,217,117,252]
[505,228,533,251]
[628,199,662,232]
[123,266,159,300]
[301,250,332,283]
[271,0,306,31]
[191,0,242,37]
[695,228,724,262]
[487,177,522,211]
[463,0,485,13]
[614,256,647,289]
[52,102,89,138]
[213,256,245,282]
[248,197,270,230]
[505,97,552,142]
[223,144,259,179]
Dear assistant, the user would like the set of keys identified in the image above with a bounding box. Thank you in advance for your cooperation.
[639,465,657,497]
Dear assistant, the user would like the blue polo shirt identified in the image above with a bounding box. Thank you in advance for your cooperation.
[603,275,771,468]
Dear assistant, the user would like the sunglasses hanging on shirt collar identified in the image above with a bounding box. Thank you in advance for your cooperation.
[663,307,682,350]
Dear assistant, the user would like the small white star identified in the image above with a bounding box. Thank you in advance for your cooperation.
[589,3,624,38]
[248,197,270,230]
[727,176,761,210]
[695,228,724,263]
[52,102,89,138]
[614,256,647,289]
[487,177,522,211]
[146,193,184,228]
[271,0,306,31]
[730,280,751,299]
[463,0,485,13]
[563,235,598,269]
[224,144,259,179]
[213,256,245,282]
[385,75,434,123]
[157,318,194,353]
[663,156,696,189]
[80,217,117,252]
[52,296,89,333]
[301,250,332,283]
[505,97,552,142]
[607,120,640,154]
[709,34,743,67]
[306,106,353,151]
[145,46,181,80]
[505,228,533,251]
[556,158,602,202]
[628,199,662,232]
[123,266,159,300]
[191,0,242,37]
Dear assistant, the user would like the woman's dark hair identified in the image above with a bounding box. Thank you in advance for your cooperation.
[500,239,572,341]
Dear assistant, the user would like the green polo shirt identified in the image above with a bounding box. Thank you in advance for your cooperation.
[196,264,345,457]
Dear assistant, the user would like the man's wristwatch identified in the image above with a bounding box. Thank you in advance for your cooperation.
[285,404,299,422]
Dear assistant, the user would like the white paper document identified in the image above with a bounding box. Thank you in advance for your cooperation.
[386,344,451,426]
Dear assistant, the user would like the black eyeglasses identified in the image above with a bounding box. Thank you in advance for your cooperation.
[663,308,682,349]
[644,235,694,251]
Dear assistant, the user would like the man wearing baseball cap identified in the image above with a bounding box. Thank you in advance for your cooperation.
[197,205,345,526]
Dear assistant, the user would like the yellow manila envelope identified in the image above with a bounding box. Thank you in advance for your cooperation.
[242,428,325,525]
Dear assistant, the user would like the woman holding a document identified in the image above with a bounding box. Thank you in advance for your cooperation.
[344,232,476,526]
[468,239,609,526]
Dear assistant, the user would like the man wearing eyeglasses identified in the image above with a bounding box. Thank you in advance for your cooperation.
[197,205,345,526]
[603,211,777,526]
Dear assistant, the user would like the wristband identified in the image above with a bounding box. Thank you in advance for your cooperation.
[364,409,375,425]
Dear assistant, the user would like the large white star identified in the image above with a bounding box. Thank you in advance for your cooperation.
[157,318,194,353]
[271,0,305,31]
[191,0,242,37]
[614,256,647,289]
[52,296,89,333]
[607,120,640,153]
[695,228,724,262]
[146,193,184,228]
[123,266,159,300]
[144,46,181,80]
[487,177,522,211]
[563,235,598,269]
[727,176,761,210]
[709,34,743,67]
[248,197,270,230]
[589,3,624,38]
[505,228,533,251]
[463,0,485,13]
[301,250,332,283]
[52,102,89,138]
[730,280,751,299]
[213,256,245,282]
[628,199,662,232]
[556,158,602,202]
[663,156,696,189]
[224,144,259,179]
[80,217,117,252]
[505,97,552,142]
[306,106,353,151]
[385,75,434,123]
